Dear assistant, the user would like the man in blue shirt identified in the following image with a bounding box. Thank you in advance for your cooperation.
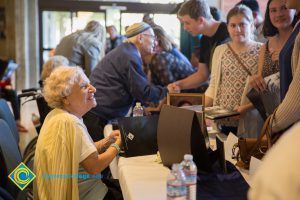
[84,22,172,141]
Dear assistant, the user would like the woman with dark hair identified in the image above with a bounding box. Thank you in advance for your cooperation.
[250,0,295,92]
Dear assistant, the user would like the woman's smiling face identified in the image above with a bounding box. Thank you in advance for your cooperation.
[64,74,97,118]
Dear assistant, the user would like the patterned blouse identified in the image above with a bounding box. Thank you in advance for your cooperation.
[149,51,196,86]
[216,43,261,127]
[262,41,280,77]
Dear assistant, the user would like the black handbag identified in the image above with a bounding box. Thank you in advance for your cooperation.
[117,114,159,157]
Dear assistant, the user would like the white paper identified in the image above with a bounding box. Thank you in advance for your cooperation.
[224,132,238,157]
[249,156,262,176]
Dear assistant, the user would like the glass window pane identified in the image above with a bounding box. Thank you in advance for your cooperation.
[153,14,180,47]
[121,13,144,35]
[106,9,121,33]
[72,12,106,32]
[42,11,71,49]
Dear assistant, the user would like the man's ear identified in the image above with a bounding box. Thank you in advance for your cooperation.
[197,16,204,25]
[136,34,143,44]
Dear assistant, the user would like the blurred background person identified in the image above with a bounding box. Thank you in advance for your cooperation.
[210,6,221,21]
[55,20,106,76]
[40,55,69,88]
[143,25,195,87]
[105,25,126,54]
[236,0,266,42]
[0,59,27,132]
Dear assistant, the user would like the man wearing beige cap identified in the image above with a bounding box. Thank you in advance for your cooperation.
[84,22,171,141]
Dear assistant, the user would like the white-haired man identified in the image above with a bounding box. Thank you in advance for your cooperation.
[84,22,173,141]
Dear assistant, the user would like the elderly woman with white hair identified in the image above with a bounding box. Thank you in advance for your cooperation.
[33,66,123,200]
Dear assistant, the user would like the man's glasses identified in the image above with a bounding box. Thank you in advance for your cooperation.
[142,34,156,40]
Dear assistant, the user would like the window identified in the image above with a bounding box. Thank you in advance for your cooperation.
[41,11,105,63]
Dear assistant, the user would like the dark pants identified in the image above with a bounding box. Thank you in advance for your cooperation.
[103,179,123,200]
[220,126,237,136]
[0,88,20,120]
[83,111,106,142]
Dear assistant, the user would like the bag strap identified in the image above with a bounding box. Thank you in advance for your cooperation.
[247,107,279,157]
[227,43,252,76]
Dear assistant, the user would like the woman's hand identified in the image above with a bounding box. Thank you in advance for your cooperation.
[269,48,280,62]
[233,104,253,119]
[249,74,267,92]
[109,130,122,147]
[108,130,120,145]
[167,82,180,93]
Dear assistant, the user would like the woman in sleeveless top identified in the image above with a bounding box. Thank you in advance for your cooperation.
[249,0,295,91]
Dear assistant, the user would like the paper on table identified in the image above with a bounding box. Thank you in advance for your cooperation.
[249,156,262,176]
[224,132,238,157]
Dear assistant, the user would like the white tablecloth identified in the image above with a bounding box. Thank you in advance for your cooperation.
[104,124,250,200]
[118,155,170,200]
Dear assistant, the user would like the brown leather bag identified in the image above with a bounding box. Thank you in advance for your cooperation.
[235,110,282,169]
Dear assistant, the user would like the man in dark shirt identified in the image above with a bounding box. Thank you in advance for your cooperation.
[84,22,172,141]
[105,25,126,54]
[168,0,229,91]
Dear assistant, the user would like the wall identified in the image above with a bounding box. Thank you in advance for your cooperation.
[0,0,39,90]
[0,0,15,59]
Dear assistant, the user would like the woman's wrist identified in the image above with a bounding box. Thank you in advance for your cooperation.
[110,143,121,154]
[99,138,109,152]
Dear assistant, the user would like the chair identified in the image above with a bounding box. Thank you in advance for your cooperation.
[0,99,19,143]
[0,186,14,200]
[0,119,22,198]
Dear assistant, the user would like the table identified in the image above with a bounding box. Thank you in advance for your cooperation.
[118,155,169,200]
[104,124,250,200]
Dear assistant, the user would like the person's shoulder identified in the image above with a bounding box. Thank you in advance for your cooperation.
[160,51,173,57]
[118,35,127,41]
[46,108,78,125]
[250,41,263,51]
[214,22,230,42]
[215,43,228,52]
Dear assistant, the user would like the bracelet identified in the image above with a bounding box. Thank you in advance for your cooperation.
[110,143,121,154]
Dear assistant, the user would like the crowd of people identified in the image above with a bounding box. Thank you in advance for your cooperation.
[27,0,300,199]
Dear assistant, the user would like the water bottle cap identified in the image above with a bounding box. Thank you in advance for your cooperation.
[136,102,141,107]
[172,163,182,170]
[184,154,193,160]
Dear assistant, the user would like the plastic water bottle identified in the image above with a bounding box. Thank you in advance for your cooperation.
[181,154,197,200]
[167,163,187,200]
[132,102,143,117]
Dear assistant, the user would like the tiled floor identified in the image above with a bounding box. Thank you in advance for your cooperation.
[18,99,39,156]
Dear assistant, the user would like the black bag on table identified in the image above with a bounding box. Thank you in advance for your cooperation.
[117,114,159,157]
